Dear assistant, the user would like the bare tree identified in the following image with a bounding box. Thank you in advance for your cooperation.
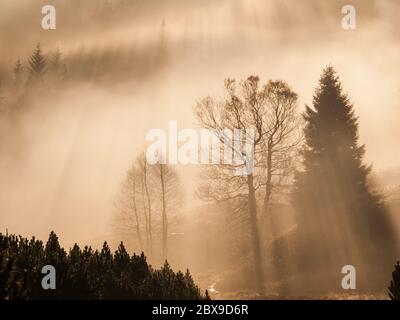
[260,81,301,216]
[259,81,302,295]
[114,153,183,263]
[195,76,300,294]
[139,154,154,258]
[154,162,182,261]
[113,162,148,254]
[196,76,267,294]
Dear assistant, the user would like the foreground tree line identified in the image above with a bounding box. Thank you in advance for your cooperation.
[0,232,207,300]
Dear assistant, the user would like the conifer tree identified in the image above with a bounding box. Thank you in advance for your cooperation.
[0,231,206,300]
[292,66,397,293]
[49,48,67,81]
[28,43,47,82]
[13,59,23,88]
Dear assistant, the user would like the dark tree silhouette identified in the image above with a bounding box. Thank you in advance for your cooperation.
[0,231,206,300]
[292,66,398,293]
[389,261,400,300]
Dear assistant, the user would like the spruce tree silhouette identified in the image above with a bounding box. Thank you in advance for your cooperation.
[28,43,46,82]
[292,66,398,294]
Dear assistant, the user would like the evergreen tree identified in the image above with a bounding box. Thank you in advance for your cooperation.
[389,261,400,300]
[49,48,67,81]
[292,66,398,293]
[28,44,47,82]
[13,59,23,88]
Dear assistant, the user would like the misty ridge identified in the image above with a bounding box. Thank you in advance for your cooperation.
[1,0,400,299]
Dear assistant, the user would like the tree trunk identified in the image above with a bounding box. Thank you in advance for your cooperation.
[143,166,153,259]
[261,143,288,295]
[247,174,265,295]
[131,178,143,251]
[159,165,168,262]
[262,142,273,216]
[140,175,150,255]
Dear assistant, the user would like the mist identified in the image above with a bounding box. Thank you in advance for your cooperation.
[0,0,399,298]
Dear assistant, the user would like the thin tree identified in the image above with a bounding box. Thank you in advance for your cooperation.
[114,153,183,263]
[259,80,302,295]
[114,164,144,252]
[140,155,154,259]
[260,80,302,216]
[154,162,182,262]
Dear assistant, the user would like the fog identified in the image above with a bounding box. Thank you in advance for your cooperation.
[0,0,399,297]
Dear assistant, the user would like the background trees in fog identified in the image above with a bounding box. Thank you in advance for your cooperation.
[113,153,183,265]
[28,44,47,83]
